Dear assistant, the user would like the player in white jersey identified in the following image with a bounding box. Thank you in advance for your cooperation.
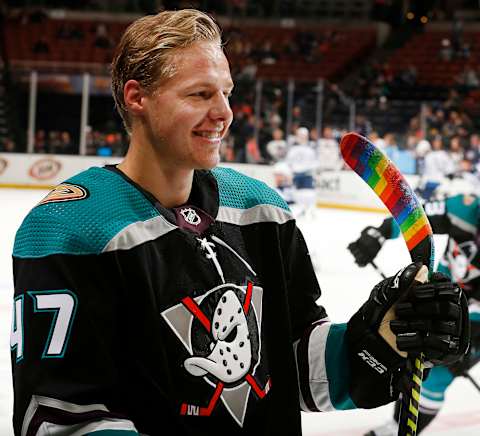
[284,127,317,216]
[419,135,457,199]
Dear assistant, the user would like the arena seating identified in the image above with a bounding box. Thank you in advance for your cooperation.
[4,17,127,72]
[4,16,376,81]
[388,30,480,87]
[225,26,376,82]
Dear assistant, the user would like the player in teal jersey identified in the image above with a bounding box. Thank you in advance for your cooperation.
[349,193,480,435]
[11,9,470,436]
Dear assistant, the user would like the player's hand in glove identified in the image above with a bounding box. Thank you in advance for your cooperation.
[348,226,385,267]
[390,270,470,366]
[346,263,470,409]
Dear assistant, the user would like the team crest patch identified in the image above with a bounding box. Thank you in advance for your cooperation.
[161,282,270,427]
[38,183,89,205]
[463,195,475,206]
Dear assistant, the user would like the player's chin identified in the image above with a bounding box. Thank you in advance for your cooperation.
[195,150,221,170]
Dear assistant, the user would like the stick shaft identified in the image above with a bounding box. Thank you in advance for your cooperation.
[370,260,387,279]
[340,132,434,436]
[463,371,480,392]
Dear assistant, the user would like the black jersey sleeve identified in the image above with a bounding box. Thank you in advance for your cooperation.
[277,220,360,413]
[11,218,139,435]
[279,219,327,339]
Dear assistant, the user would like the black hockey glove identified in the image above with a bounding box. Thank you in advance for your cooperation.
[346,263,470,409]
[348,226,385,267]
[390,271,470,366]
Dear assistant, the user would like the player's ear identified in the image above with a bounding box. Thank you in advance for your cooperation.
[124,79,146,116]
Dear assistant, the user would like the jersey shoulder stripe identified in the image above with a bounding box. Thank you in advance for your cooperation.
[13,167,160,258]
[212,167,293,225]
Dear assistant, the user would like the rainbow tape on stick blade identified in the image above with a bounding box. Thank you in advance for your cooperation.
[340,132,435,436]
[340,132,434,272]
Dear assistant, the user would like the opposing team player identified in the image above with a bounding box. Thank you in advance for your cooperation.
[349,193,480,435]
[11,9,470,436]
[284,127,318,217]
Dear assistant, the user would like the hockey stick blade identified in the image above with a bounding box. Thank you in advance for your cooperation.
[340,132,435,436]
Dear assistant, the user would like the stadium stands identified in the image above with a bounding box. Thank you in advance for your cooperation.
[389,30,479,87]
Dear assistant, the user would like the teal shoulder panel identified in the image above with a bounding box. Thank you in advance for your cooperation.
[14,167,159,258]
[211,167,289,211]
[325,323,356,410]
[446,194,479,226]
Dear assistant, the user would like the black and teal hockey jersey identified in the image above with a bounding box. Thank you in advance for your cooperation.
[11,166,392,436]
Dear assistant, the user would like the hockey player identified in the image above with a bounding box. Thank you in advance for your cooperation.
[11,9,470,436]
[348,193,480,435]
[417,135,456,200]
[284,127,317,216]
[272,161,295,205]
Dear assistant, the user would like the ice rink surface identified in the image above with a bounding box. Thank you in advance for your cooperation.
[0,188,479,435]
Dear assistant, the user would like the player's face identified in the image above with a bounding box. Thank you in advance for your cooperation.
[143,41,234,170]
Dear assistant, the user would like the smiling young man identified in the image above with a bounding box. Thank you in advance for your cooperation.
[115,32,234,207]
[11,9,470,436]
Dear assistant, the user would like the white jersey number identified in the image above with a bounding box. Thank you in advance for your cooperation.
[10,290,77,361]
[10,296,24,362]
[424,200,445,216]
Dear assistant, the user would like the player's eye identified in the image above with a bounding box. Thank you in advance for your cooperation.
[191,91,210,99]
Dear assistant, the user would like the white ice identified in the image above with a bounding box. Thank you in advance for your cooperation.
[0,190,479,435]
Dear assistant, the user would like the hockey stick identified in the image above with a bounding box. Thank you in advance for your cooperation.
[463,371,480,392]
[340,132,435,436]
[370,260,387,279]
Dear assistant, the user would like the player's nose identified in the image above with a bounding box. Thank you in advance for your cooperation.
[209,92,233,124]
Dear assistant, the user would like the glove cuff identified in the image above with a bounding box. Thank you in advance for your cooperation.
[347,310,406,408]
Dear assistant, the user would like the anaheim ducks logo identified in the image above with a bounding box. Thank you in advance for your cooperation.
[161,282,270,427]
[38,183,89,205]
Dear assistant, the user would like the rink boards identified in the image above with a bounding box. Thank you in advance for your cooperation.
[0,152,420,213]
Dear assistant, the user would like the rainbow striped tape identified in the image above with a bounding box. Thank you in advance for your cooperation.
[340,132,434,271]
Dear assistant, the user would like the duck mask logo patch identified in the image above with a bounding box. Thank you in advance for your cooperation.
[161,281,271,427]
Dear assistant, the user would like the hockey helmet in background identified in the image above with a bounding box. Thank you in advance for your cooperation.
[416,139,432,157]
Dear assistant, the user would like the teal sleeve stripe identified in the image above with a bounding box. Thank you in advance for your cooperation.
[470,312,480,322]
[85,431,139,436]
[421,365,454,397]
[436,264,452,278]
[14,167,159,258]
[390,219,401,239]
[212,167,290,211]
[325,323,356,410]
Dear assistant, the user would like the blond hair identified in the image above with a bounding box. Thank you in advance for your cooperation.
[111,9,222,133]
